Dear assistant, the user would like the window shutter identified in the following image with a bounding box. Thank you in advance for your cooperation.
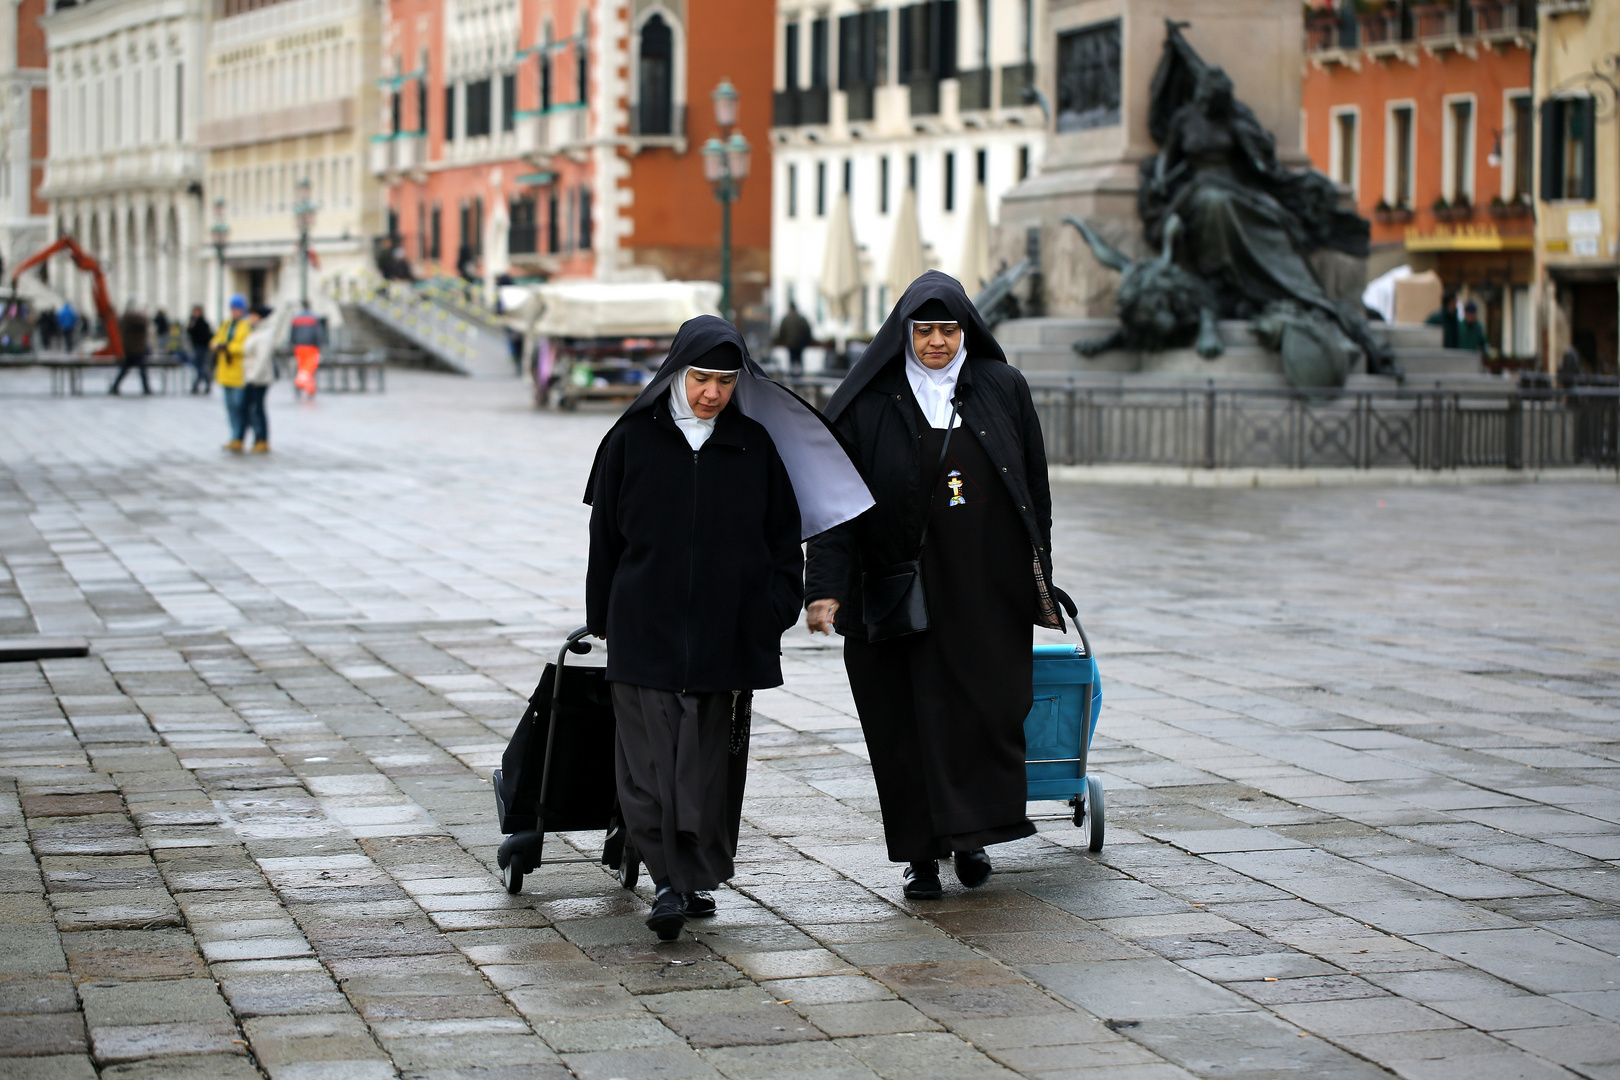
[1539,98,1561,202]
[1578,98,1597,201]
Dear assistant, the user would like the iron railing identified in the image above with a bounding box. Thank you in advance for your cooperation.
[779,378,1620,472]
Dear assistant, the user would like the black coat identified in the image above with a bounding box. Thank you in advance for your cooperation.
[586,370,804,694]
[805,271,1074,639]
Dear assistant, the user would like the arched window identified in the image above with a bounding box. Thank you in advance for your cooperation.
[638,14,672,135]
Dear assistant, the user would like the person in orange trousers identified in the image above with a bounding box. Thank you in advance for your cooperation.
[290,306,322,397]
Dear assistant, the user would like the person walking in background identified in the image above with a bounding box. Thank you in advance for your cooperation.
[289,305,322,398]
[186,307,213,394]
[152,309,171,356]
[241,306,275,453]
[775,300,812,376]
[58,300,79,352]
[805,270,1078,900]
[212,296,254,450]
[108,300,151,395]
[35,306,58,352]
[1456,302,1489,356]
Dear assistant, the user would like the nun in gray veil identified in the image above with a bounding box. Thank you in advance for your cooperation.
[586,315,870,940]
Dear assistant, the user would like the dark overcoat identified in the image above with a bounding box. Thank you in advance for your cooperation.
[803,271,1074,635]
[586,329,804,694]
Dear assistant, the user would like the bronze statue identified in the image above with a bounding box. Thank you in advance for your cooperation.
[1073,22,1401,385]
[1066,215,1222,358]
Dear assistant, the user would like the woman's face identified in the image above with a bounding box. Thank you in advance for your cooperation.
[911,321,962,369]
[685,368,737,419]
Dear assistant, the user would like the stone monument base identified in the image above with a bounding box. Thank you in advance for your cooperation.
[997,319,1490,388]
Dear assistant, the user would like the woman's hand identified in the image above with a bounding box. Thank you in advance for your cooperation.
[806,599,840,635]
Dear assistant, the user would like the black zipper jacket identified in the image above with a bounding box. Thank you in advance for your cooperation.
[587,403,803,693]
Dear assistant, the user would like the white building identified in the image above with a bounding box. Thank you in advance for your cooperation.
[0,0,51,276]
[41,0,209,323]
[771,0,1047,343]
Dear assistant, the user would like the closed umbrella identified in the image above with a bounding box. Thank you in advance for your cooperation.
[484,198,511,308]
[819,191,861,323]
[959,183,992,291]
[885,185,927,302]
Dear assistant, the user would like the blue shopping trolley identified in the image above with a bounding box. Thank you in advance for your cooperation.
[1024,625,1105,852]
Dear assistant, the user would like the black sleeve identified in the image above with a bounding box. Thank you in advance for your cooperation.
[764,443,806,632]
[585,431,626,636]
[1016,370,1054,553]
[802,409,861,608]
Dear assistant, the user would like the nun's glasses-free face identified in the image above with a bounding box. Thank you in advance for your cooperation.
[911,323,962,339]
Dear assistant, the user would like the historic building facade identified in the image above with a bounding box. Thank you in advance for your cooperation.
[1302,0,1538,362]
[41,0,210,321]
[1532,0,1617,375]
[770,0,1048,340]
[375,0,772,310]
[201,0,385,313]
[0,0,51,276]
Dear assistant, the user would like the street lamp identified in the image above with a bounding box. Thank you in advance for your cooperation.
[293,177,317,310]
[209,197,230,324]
[704,79,750,323]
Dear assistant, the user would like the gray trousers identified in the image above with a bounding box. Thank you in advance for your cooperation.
[610,683,750,893]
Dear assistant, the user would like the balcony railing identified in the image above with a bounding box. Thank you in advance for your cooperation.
[1000,62,1035,111]
[958,68,992,111]
[772,86,830,127]
[1308,2,1536,55]
[628,103,686,137]
[908,77,939,117]
[844,83,875,123]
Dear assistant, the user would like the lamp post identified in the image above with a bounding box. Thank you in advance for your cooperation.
[209,198,230,324]
[293,177,317,309]
[701,79,750,323]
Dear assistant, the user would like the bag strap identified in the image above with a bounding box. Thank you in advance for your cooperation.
[911,397,961,560]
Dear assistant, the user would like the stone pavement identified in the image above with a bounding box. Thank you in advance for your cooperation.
[1,370,1618,1080]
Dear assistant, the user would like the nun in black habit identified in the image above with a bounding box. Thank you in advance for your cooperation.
[805,271,1076,899]
[587,315,871,940]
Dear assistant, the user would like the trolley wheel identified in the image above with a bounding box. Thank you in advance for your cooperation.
[1085,775,1106,853]
[502,861,525,895]
[618,845,640,890]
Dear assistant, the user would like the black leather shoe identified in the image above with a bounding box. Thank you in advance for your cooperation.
[646,887,687,941]
[682,891,717,917]
[954,849,992,889]
[902,861,943,900]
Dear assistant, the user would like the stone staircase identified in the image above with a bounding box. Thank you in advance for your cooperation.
[998,317,1493,388]
[352,283,515,378]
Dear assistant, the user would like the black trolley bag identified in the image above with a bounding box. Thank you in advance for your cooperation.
[492,626,642,894]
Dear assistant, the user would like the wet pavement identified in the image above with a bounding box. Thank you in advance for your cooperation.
[2,370,1618,1080]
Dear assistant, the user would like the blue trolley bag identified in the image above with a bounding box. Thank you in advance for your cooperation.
[1024,625,1106,852]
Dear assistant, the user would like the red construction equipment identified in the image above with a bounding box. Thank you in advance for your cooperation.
[10,235,124,359]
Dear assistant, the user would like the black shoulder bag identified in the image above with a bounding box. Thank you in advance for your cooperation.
[860,399,960,642]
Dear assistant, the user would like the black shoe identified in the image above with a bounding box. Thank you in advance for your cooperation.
[682,891,717,918]
[902,861,943,900]
[646,887,686,941]
[954,849,992,889]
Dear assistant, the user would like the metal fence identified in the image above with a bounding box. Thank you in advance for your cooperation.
[780,377,1620,472]
[1026,383,1620,471]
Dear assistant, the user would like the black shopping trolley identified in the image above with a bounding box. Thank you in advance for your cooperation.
[492,626,641,893]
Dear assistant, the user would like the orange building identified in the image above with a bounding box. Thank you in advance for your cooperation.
[375,0,771,319]
[1302,1,1536,361]
[2,0,50,271]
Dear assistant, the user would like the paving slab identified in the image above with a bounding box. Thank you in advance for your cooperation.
[4,373,1618,1080]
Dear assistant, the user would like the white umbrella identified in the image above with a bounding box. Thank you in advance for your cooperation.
[483,199,510,309]
[818,191,861,324]
[959,183,992,291]
[885,185,928,301]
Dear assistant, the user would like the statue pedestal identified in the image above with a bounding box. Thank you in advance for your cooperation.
[997,319,1490,388]
[998,0,1307,317]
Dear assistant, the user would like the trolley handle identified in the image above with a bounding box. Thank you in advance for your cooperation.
[1074,619,1092,659]
[538,626,594,810]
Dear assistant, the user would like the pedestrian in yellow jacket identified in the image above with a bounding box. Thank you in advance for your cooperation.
[212,296,258,451]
